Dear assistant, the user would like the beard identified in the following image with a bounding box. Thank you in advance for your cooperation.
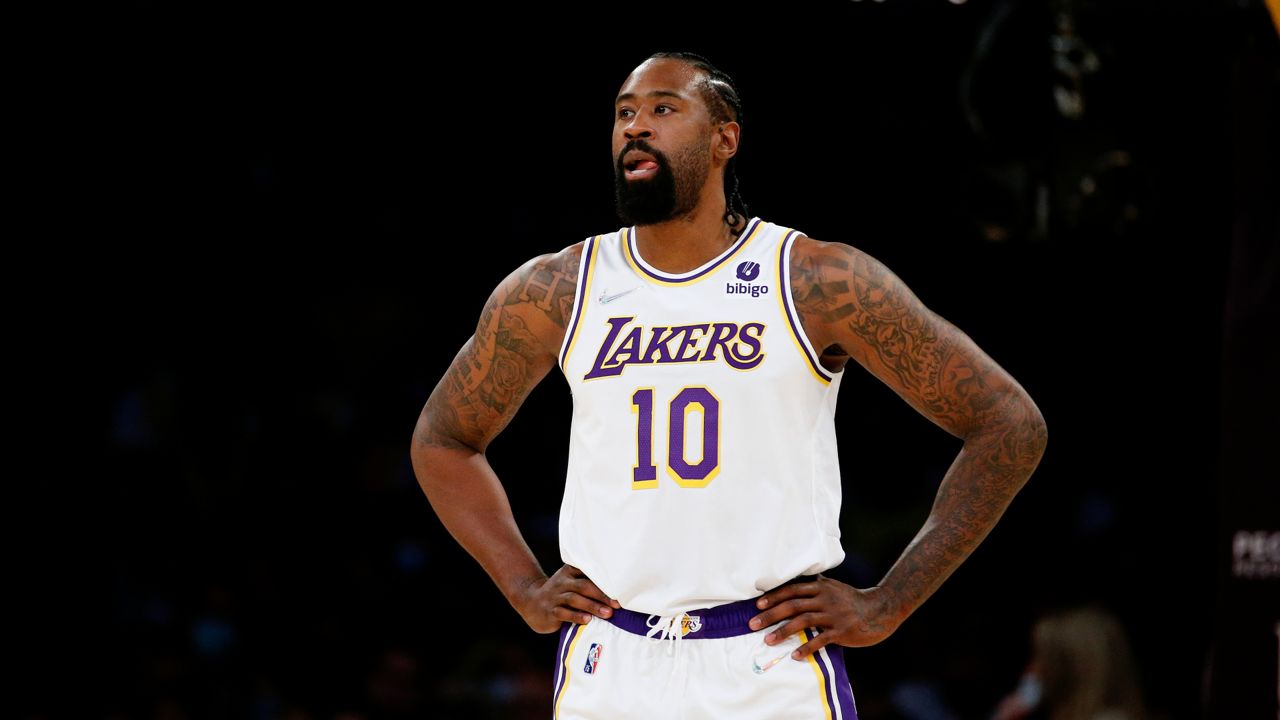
[614,137,711,226]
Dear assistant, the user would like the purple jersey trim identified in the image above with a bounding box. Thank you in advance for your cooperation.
[559,236,598,369]
[626,217,762,283]
[778,230,834,382]
[604,574,818,639]
[807,628,840,715]
[825,641,860,718]
[552,621,580,707]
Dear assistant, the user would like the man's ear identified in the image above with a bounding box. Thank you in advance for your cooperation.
[716,121,741,161]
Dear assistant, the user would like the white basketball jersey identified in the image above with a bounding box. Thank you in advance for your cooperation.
[556,217,846,616]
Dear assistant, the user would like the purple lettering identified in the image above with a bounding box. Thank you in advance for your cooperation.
[585,319,764,378]
[726,322,765,370]
[699,322,738,362]
[670,324,710,362]
[584,316,635,380]
[640,326,675,364]
[604,326,644,367]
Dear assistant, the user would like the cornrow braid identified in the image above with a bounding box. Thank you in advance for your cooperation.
[647,51,750,233]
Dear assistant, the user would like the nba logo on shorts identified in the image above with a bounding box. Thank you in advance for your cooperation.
[583,643,603,674]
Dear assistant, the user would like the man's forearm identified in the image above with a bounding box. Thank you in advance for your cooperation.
[411,444,547,610]
[876,409,1047,625]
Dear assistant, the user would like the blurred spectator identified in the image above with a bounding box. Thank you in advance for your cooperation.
[991,604,1150,720]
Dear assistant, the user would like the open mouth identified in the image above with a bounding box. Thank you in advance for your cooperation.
[624,154,660,180]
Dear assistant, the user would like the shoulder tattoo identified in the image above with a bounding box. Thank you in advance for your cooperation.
[419,243,584,451]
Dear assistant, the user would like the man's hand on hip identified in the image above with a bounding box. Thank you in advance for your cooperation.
[747,575,902,660]
[514,564,621,634]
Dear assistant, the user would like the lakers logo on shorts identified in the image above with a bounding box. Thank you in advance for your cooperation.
[583,642,603,674]
[680,614,702,636]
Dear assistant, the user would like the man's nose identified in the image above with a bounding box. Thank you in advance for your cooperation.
[623,115,654,140]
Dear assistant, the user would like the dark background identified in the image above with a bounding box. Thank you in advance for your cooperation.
[33,1,1277,718]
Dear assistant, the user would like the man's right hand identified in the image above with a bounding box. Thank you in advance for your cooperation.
[514,564,622,634]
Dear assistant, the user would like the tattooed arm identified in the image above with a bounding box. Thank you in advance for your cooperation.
[749,235,1048,660]
[410,243,621,634]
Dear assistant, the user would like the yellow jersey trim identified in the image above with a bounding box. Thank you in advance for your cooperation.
[555,622,589,718]
[560,236,602,369]
[775,229,832,385]
[800,630,835,720]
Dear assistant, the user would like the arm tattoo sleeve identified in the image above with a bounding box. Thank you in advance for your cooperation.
[418,244,583,453]
[791,238,1047,623]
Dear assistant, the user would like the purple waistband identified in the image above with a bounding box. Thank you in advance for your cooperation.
[605,575,818,639]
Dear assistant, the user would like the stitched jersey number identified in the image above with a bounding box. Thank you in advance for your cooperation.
[631,387,720,489]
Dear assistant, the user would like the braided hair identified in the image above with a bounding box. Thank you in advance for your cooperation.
[646,51,749,233]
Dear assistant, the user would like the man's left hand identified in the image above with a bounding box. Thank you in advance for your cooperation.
[747,575,902,660]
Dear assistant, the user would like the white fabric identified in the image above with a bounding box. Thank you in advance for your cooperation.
[557,218,847,617]
[554,617,853,720]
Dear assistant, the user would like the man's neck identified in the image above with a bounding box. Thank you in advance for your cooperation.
[632,205,743,275]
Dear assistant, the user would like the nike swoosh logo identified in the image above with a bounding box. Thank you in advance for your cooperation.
[598,287,638,304]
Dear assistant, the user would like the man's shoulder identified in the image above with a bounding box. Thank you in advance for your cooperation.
[501,238,586,280]
[785,232,839,270]
[786,232,884,273]
[518,239,587,281]
[471,240,588,352]
[517,223,632,278]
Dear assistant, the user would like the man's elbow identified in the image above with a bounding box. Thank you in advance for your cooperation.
[969,391,1047,457]
[1023,395,1048,453]
[410,417,466,499]
[410,411,482,465]
[1012,396,1048,473]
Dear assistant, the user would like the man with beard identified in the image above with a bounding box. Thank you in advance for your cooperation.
[411,52,1048,719]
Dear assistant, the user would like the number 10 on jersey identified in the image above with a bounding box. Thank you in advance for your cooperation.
[631,387,721,489]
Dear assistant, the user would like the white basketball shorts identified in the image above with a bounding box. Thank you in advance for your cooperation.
[551,578,859,720]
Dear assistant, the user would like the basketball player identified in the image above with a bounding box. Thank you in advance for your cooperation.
[411,52,1048,719]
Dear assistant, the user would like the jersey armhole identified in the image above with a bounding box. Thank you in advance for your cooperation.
[557,235,601,374]
[778,230,839,384]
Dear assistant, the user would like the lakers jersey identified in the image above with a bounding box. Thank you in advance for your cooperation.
[556,217,846,617]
